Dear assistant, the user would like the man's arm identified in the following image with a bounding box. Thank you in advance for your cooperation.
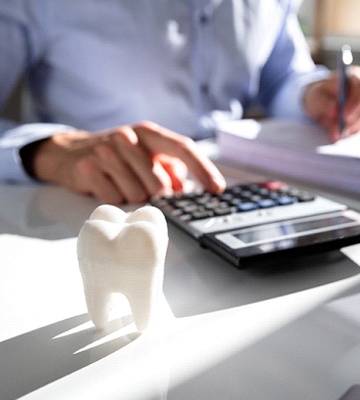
[258,2,360,142]
[0,4,55,182]
[258,1,330,121]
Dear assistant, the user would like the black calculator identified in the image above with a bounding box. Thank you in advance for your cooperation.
[151,181,360,268]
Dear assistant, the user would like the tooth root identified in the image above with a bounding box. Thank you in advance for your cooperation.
[126,293,152,333]
[125,268,164,332]
[83,285,113,330]
[118,221,166,332]
[77,205,168,332]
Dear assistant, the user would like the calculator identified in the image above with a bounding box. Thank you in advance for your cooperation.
[151,181,360,268]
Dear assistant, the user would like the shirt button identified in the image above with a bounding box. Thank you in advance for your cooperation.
[200,84,209,95]
[199,13,209,24]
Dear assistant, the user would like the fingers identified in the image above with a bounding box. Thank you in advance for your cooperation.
[74,145,172,204]
[132,121,226,193]
[305,69,360,142]
[344,68,360,132]
[304,78,337,128]
[93,142,149,203]
[74,156,124,204]
[110,127,174,197]
[69,128,183,204]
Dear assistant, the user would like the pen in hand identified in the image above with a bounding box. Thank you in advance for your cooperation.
[338,44,353,138]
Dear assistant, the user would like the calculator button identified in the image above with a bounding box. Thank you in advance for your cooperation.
[174,199,194,209]
[276,195,295,206]
[258,198,277,208]
[238,190,253,199]
[297,192,316,202]
[249,195,262,203]
[220,193,234,202]
[183,204,200,213]
[236,202,258,212]
[195,195,213,205]
[286,188,302,197]
[179,214,192,222]
[191,210,214,220]
[169,208,184,217]
[213,207,233,216]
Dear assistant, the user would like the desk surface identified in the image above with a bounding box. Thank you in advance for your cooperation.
[1,158,360,400]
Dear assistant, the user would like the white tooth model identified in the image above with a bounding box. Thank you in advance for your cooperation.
[77,204,168,332]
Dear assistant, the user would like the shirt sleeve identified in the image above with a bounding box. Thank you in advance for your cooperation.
[257,1,331,121]
[0,123,75,183]
[268,67,330,121]
[0,5,77,182]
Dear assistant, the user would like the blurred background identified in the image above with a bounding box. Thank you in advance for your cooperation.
[299,0,360,67]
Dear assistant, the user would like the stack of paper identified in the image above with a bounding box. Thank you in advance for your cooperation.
[216,119,360,195]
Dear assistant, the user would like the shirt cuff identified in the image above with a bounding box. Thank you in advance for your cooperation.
[0,123,75,183]
[0,147,32,182]
[269,67,331,122]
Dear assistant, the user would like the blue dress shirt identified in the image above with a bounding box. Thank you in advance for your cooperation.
[0,0,328,182]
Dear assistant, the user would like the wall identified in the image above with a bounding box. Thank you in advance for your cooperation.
[298,0,360,68]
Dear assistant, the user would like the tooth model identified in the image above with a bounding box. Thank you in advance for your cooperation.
[77,205,168,332]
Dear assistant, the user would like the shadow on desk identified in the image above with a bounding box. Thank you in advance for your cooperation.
[0,313,140,400]
[167,282,360,400]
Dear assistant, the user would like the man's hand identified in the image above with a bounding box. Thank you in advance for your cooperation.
[32,121,226,204]
[304,66,360,142]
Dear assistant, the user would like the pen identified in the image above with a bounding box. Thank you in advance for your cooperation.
[338,44,353,138]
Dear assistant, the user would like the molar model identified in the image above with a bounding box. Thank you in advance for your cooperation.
[77,205,168,332]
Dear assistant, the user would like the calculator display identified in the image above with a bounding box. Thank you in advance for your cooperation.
[214,212,360,250]
[232,215,352,246]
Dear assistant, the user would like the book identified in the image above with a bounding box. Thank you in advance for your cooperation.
[216,119,360,195]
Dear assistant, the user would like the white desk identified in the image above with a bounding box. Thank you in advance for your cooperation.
[1,161,360,400]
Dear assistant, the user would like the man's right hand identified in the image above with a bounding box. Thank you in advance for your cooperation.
[31,121,226,204]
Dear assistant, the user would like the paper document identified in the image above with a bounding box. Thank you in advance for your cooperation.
[318,133,360,158]
[217,119,360,195]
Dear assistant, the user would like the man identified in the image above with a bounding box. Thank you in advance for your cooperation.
[1,0,360,204]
